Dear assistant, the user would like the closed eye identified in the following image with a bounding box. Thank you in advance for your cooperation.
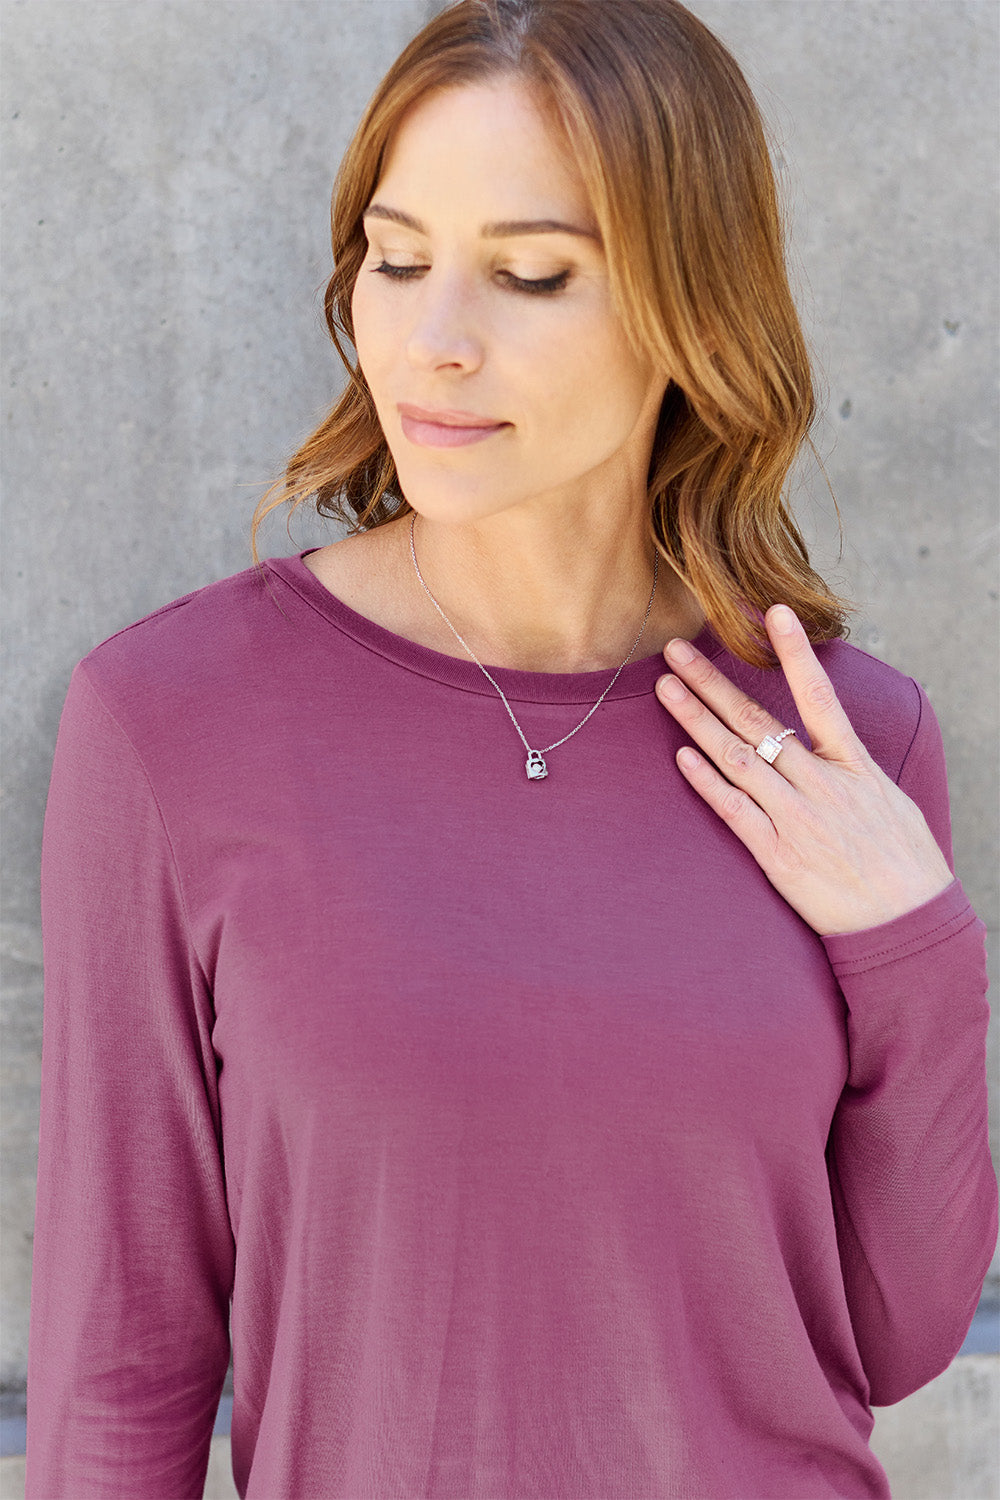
[371,262,571,297]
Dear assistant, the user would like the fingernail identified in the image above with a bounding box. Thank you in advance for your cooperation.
[677,747,700,770]
[657,675,686,702]
[665,637,695,665]
[770,605,797,634]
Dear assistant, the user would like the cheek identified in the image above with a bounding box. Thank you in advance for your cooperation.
[350,276,389,381]
[527,312,653,436]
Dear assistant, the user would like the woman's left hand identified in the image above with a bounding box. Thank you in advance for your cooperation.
[655,604,955,937]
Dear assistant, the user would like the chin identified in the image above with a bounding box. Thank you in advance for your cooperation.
[396,476,516,526]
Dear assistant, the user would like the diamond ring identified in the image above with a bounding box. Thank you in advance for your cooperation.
[755,727,797,764]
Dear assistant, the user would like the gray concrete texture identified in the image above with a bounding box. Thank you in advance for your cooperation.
[2,0,997,1461]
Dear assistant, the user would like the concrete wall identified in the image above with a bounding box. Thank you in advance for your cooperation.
[2,0,442,1394]
[2,0,996,1483]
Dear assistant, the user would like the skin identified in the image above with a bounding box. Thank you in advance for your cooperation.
[656,612,953,935]
[335,77,705,672]
[309,77,954,937]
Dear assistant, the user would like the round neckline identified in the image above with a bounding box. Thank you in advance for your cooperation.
[265,547,725,705]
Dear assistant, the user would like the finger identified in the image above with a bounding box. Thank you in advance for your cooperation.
[675,745,778,864]
[656,672,801,814]
[765,606,866,763]
[661,636,809,786]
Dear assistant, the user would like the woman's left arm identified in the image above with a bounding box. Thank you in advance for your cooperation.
[655,605,998,1405]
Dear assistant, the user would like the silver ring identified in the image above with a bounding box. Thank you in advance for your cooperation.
[755,727,796,764]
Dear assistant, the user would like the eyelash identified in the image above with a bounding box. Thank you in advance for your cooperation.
[371,261,571,297]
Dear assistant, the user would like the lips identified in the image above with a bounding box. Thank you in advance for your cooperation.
[397,403,510,450]
[397,403,506,428]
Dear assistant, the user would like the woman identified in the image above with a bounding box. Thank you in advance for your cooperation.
[26,1,996,1496]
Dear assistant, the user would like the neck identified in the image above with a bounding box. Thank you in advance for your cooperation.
[400,507,704,674]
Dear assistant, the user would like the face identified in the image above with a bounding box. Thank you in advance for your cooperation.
[351,78,669,528]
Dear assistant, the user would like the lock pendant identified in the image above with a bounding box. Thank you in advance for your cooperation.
[525,750,548,780]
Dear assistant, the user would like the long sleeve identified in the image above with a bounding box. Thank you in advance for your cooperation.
[26,663,236,1498]
[23,556,999,1498]
[822,679,998,1406]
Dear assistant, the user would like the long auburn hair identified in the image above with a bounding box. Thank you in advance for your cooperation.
[251,0,849,667]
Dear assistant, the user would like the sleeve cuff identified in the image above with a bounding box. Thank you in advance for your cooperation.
[821,879,982,977]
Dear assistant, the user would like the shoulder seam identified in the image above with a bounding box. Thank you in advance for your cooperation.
[73,662,214,993]
[82,592,197,655]
[79,564,273,660]
[893,677,925,786]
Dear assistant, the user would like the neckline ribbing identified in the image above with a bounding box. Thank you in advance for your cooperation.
[264,548,725,705]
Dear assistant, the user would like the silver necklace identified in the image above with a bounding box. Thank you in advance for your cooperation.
[408,511,659,780]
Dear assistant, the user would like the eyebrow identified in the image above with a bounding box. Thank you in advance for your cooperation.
[363,202,601,242]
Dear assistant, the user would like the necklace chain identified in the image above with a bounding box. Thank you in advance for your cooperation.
[408,511,659,779]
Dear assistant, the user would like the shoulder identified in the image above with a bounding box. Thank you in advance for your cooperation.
[70,559,286,736]
[815,636,923,740]
[814,638,937,782]
[723,635,926,782]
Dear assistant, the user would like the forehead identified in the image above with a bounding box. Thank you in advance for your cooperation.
[375,79,595,227]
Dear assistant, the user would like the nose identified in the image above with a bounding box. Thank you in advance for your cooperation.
[404,271,485,374]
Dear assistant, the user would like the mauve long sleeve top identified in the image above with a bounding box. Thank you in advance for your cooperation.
[26,549,997,1500]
